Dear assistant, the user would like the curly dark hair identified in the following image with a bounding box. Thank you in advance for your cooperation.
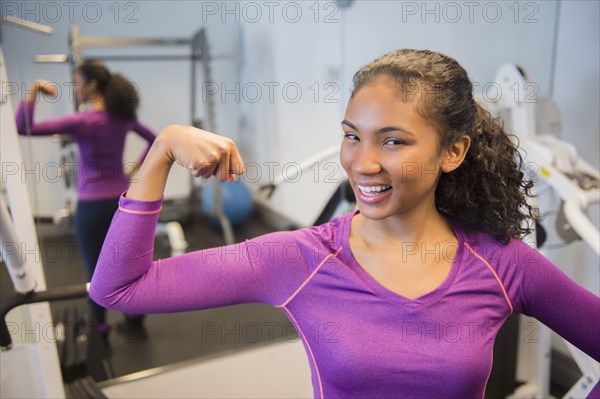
[77,59,139,120]
[351,49,537,243]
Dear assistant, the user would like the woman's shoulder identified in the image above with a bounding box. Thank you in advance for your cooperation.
[255,210,353,256]
[80,110,134,130]
[309,210,354,246]
[456,223,547,273]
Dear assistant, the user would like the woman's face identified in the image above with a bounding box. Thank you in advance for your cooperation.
[73,72,87,103]
[340,76,449,221]
[73,71,97,104]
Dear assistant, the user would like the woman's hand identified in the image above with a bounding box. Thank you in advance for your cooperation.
[158,125,244,182]
[27,80,58,102]
[125,125,245,201]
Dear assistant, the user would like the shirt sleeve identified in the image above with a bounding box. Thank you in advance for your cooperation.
[510,240,600,362]
[15,101,81,136]
[129,119,156,163]
[89,193,315,314]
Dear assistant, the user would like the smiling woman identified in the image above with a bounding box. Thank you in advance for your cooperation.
[89,49,600,398]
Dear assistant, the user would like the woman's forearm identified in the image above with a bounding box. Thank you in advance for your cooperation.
[125,133,173,202]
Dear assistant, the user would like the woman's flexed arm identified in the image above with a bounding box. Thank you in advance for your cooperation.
[16,80,80,136]
[89,124,317,313]
[126,124,245,201]
[90,125,254,312]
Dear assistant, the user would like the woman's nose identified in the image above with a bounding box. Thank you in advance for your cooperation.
[352,147,382,175]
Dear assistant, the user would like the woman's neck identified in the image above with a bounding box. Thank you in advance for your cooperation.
[89,96,106,111]
[357,206,454,249]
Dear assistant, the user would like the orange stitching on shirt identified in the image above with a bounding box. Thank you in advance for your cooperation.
[464,243,514,314]
[273,246,342,399]
[278,305,325,399]
[277,246,342,308]
[118,206,162,215]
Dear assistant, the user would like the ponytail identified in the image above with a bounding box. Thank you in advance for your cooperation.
[436,102,537,243]
[104,73,139,120]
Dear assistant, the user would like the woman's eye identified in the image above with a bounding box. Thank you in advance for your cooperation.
[385,138,406,146]
[343,133,359,141]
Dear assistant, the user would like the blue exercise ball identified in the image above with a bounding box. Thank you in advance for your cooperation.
[201,180,254,227]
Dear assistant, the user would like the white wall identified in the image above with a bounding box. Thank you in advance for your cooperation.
[341,0,558,100]
[553,1,600,171]
[238,3,344,227]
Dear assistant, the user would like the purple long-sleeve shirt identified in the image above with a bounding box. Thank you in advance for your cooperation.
[16,101,156,201]
[90,194,600,398]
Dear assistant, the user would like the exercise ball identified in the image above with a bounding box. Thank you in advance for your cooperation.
[201,180,254,227]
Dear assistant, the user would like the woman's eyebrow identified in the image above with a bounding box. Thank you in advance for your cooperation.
[377,126,414,135]
[341,120,414,136]
[341,120,357,130]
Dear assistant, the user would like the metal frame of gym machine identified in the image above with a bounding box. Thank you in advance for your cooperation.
[1,15,70,398]
[35,24,236,247]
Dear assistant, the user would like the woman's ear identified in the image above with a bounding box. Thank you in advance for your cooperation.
[87,79,98,90]
[442,135,471,173]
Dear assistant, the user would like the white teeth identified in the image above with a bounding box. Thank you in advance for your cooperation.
[357,185,391,195]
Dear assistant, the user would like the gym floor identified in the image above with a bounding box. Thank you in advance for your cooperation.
[0,201,575,398]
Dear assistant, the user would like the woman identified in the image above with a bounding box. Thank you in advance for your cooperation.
[89,50,599,397]
[16,60,156,339]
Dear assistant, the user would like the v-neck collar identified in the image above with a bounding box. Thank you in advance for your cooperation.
[341,210,464,307]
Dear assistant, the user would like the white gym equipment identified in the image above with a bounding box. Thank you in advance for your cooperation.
[491,64,599,398]
[1,17,66,398]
